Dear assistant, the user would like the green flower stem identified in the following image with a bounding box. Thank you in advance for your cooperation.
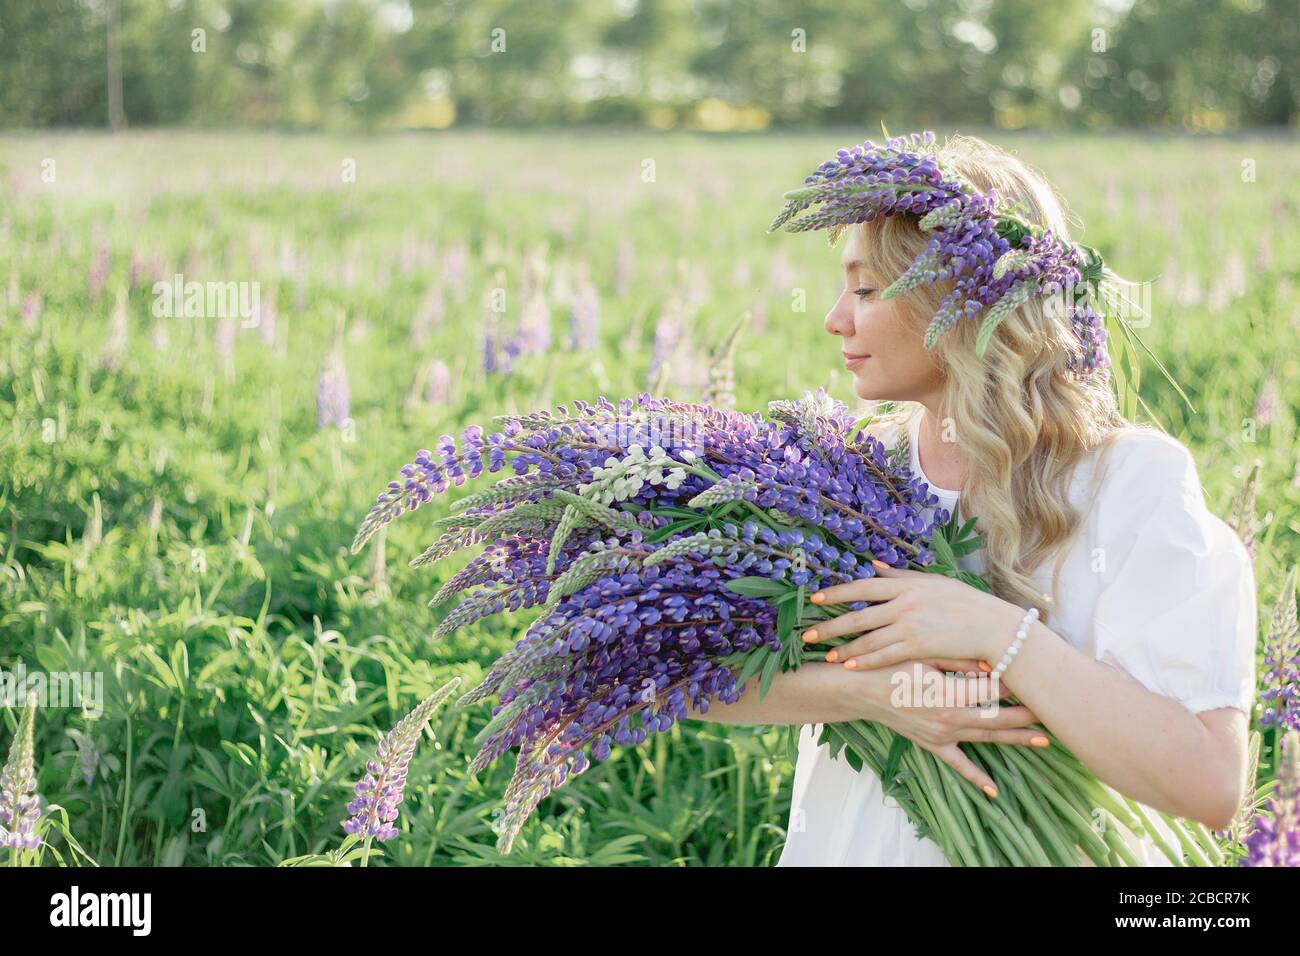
[1162,806,1213,867]
[937,759,997,866]
[1119,796,1185,867]
[972,750,1054,865]
[981,746,1079,865]
[1099,818,1144,867]
[1012,745,1125,867]
[911,747,980,866]
[1042,749,1143,832]
[961,775,1034,866]
[1184,819,1227,865]
[1000,746,1111,863]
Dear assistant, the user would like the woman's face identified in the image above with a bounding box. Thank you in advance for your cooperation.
[824,226,945,404]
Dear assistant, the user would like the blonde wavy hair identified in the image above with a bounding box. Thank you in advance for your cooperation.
[857,133,1138,623]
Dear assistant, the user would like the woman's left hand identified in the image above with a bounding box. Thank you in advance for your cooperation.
[802,560,1027,670]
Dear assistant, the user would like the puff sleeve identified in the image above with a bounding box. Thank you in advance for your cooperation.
[1085,431,1258,715]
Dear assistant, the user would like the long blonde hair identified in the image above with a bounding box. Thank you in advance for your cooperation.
[858,133,1135,622]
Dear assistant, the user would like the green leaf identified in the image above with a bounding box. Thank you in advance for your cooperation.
[758,647,783,698]
[735,647,770,690]
[644,517,704,544]
[881,733,911,785]
[929,528,957,569]
[848,413,875,438]
[776,596,797,644]
[844,746,864,773]
[784,725,801,767]
[724,576,791,598]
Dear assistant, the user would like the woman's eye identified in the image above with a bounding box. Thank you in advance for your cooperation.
[854,287,876,299]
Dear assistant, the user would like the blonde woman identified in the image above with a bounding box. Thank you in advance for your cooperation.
[692,132,1257,866]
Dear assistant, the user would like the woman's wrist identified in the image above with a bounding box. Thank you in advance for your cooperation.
[831,662,892,723]
[982,600,1040,663]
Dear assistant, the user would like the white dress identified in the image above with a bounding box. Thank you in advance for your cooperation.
[776,406,1258,866]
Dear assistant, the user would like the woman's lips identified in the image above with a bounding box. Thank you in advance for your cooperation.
[843,352,870,370]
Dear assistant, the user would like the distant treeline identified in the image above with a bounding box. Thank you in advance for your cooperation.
[1,0,1295,131]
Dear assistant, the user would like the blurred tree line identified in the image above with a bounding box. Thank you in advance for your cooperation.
[0,0,1294,131]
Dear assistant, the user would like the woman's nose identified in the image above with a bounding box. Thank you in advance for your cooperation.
[825,291,854,337]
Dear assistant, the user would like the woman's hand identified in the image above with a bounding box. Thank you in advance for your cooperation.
[842,660,1050,797]
[803,560,1029,671]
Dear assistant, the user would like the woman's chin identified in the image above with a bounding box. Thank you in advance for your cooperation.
[850,376,878,401]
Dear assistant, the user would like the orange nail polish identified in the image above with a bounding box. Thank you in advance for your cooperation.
[977,659,992,673]
[825,650,838,662]
[843,659,857,669]
[871,559,889,571]
[802,628,819,643]
[982,784,998,798]
[1030,735,1050,748]
[810,592,825,604]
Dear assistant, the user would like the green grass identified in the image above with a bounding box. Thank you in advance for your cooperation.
[0,129,1296,866]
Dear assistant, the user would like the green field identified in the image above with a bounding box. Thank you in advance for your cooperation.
[1,129,1297,865]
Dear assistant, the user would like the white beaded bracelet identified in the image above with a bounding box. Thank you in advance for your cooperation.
[990,606,1040,680]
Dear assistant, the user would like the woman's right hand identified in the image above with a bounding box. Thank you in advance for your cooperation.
[843,659,1049,798]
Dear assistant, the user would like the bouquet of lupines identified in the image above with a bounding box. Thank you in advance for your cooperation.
[352,390,1229,865]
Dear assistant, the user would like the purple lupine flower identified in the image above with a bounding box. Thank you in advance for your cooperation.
[647,303,683,390]
[407,358,453,409]
[1255,234,1272,273]
[1254,375,1279,428]
[442,242,469,299]
[350,391,950,851]
[700,315,745,411]
[0,695,41,852]
[88,245,111,300]
[1260,566,1299,733]
[341,677,462,841]
[316,344,350,428]
[514,293,551,356]
[1228,463,1260,565]
[768,130,1111,380]
[569,279,600,351]
[424,358,451,405]
[411,281,445,347]
[482,321,499,375]
[67,729,100,787]
[513,254,551,356]
[1242,731,1300,867]
[20,292,42,328]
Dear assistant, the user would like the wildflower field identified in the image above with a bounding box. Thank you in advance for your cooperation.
[1,129,1298,866]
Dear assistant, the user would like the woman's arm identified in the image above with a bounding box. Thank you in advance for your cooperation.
[686,659,1049,796]
[1000,617,1248,831]
[685,661,870,725]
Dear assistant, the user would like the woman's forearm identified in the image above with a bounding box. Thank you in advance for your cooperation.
[686,661,870,726]
[999,618,1245,830]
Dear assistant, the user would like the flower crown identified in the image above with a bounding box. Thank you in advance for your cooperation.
[768,130,1111,379]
